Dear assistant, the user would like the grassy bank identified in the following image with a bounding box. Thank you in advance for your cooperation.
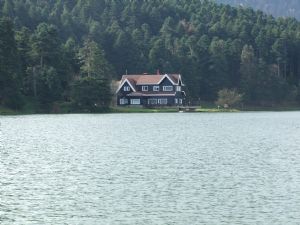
[111,106,241,113]
[2,104,300,115]
[241,105,300,111]
[0,106,19,115]
[110,107,179,113]
[0,105,236,115]
[195,108,239,112]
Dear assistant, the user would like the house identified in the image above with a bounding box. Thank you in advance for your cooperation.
[116,73,186,107]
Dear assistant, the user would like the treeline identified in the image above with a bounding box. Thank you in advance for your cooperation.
[216,0,300,20]
[1,0,300,112]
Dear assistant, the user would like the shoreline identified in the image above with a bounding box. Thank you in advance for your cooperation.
[2,105,300,116]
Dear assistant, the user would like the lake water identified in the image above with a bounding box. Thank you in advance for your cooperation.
[1,112,300,224]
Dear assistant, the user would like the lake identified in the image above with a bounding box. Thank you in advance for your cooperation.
[1,112,300,224]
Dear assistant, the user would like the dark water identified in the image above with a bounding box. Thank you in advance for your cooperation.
[1,112,300,224]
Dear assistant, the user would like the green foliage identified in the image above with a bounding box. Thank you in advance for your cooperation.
[71,77,111,112]
[1,0,300,111]
[30,23,61,67]
[216,88,243,108]
[0,18,23,109]
[78,39,113,78]
[2,0,14,18]
[240,45,290,105]
[36,66,62,103]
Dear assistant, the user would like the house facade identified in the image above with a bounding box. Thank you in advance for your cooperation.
[116,73,186,107]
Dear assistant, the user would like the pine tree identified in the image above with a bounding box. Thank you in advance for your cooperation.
[2,0,15,18]
[0,18,22,108]
[78,39,113,79]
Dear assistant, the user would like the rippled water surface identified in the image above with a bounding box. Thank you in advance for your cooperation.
[1,112,300,224]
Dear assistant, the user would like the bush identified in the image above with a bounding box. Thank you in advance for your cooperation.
[215,88,243,108]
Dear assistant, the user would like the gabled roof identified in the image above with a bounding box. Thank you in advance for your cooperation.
[116,74,183,93]
[115,78,136,93]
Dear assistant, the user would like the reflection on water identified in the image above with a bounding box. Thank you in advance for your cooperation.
[1,112,300,224]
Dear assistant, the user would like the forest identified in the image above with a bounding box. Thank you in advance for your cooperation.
[1,0,300,112]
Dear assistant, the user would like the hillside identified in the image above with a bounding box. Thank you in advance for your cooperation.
[216,0,300,19]
[1,0,300,112]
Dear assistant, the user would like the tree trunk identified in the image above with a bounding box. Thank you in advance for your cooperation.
[33,67,37,98]
[40,55,43,68]
[284,62,287,80]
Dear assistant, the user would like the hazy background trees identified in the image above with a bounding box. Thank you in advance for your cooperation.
[216,0,300,20]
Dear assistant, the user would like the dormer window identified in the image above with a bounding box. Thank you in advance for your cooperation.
[124,86,130,91]
[163,86,173,91]
[142,86,148,91]
[176,86,181,92]
[153,86,159,91]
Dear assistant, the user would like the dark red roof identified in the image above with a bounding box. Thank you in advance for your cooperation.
[116,73,183,93]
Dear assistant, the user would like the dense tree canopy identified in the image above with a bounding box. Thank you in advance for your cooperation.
[1,0,300,111]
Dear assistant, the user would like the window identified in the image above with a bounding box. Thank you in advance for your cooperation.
[130,99,140,105]
[120,98,128,105]
[158,99,168,105]
[163,86,173,91]
[176,86,181,92]
[148,99,157,105]
[142,86,148,91]
[153,86,159,91]
[175,98,178,104]
[124,86,130,91]
[179,99,183,104]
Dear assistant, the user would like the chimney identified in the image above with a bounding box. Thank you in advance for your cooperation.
[157,69,160,75]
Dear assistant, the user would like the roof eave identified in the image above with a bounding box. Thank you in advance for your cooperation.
[116,78,136,93]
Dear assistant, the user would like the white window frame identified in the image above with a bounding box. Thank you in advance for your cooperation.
[179,99,183,104]
[176,86,181,92]
[124,86,130,91]
[148,99,157,105]
[175,98,178,104]
[153,86,159,91]
[163,86,173,91]
[120,98,128,105]
[158,99,168,105]
[130,99,141,105]
[142,86,148,91]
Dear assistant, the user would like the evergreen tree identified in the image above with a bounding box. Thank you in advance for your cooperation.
[2,0,300,110]
[2,0,14,18]
[240,44,258,102]
[28,23,63,105]
[0,18,22,108]
[71,76,111,112]
[78,39,113,79]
